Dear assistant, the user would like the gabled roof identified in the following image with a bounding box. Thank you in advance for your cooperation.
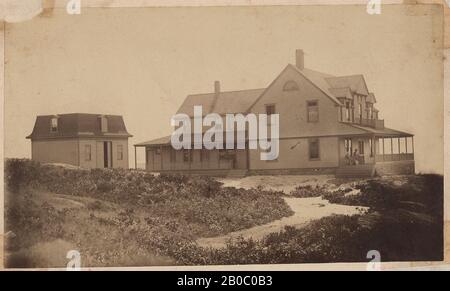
[290,65,342,105]
[27,113,132,140]
[177,88,265,117]
[176,64,376,118]
[325,75,370,96]
[246,64,343,112]
[329,87,353,100]
[367,93,377,103]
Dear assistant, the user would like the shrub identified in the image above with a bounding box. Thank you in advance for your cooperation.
[179,210,443,265]
[289,185,327,198]
[5,158,294,266]
[322,175,444,214]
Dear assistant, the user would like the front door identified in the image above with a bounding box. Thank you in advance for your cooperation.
[103,141,113,168]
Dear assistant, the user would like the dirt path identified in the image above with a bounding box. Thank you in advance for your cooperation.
[197,197,367,249]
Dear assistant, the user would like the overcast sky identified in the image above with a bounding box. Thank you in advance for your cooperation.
[4,5,444,173]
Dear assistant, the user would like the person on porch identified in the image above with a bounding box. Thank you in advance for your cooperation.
[353,149,359,165]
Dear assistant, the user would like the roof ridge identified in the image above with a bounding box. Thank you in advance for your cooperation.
[300,67,336,78]
[326,74,364,79]
[36,113,124,117]
[187,87,266,97]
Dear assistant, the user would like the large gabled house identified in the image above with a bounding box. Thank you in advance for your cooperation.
[27,113,132,169]
[135,50,415,177]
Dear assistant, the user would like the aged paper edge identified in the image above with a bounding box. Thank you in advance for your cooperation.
[0,22,4,271]
[0,0,448,271]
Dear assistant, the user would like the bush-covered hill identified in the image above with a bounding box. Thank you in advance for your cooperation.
[4,159,293,267]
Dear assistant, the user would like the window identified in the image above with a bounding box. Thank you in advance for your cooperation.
[309,138,320,160]
[345,102,351,122]
[85,145,92,161]
[369,139,373,157]
[307,100,319,123]
[359,104,363,120]
[358,141,364,155]
[117,145,124,160]
[283,80,299,91]
[50,117,58,132]
[265,104,276,116]
[183,150,191,163]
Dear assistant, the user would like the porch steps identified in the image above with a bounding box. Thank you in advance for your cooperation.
[336,164,376,178]
[225,169,248,178]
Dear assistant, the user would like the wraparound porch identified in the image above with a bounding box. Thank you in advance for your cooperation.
[337,133,415,177]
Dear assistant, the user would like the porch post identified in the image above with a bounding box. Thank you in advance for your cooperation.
[372,136,375,161]
[337,137,341,166]
[160,145,163,170]
[405,137,408,154]
[134,146,137,169]
[412,136,415,153]
[390,138,393,160]
[382,138,385,161]
[397,138,400,160]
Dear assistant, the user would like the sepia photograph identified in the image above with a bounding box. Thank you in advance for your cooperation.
[0,1,447,272]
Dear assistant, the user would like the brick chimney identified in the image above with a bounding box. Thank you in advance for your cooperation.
[296,49,304,70]
[214,80,220,95]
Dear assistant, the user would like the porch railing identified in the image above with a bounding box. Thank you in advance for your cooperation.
[351,118,385,129]
[375,153,414,162]
[361,118,384,129]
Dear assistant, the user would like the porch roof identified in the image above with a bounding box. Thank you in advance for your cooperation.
[135,135,172,147]
[349,124,413,137]
[135,124,413,147]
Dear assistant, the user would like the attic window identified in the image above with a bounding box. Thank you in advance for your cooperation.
[283,80,299,91]
[50,117,58,132]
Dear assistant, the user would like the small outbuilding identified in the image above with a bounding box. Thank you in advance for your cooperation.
[27,113,132,169]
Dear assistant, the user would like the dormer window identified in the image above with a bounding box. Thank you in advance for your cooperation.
[283,80,299,91]
[345,101,351,122]
[50,117,58,132]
